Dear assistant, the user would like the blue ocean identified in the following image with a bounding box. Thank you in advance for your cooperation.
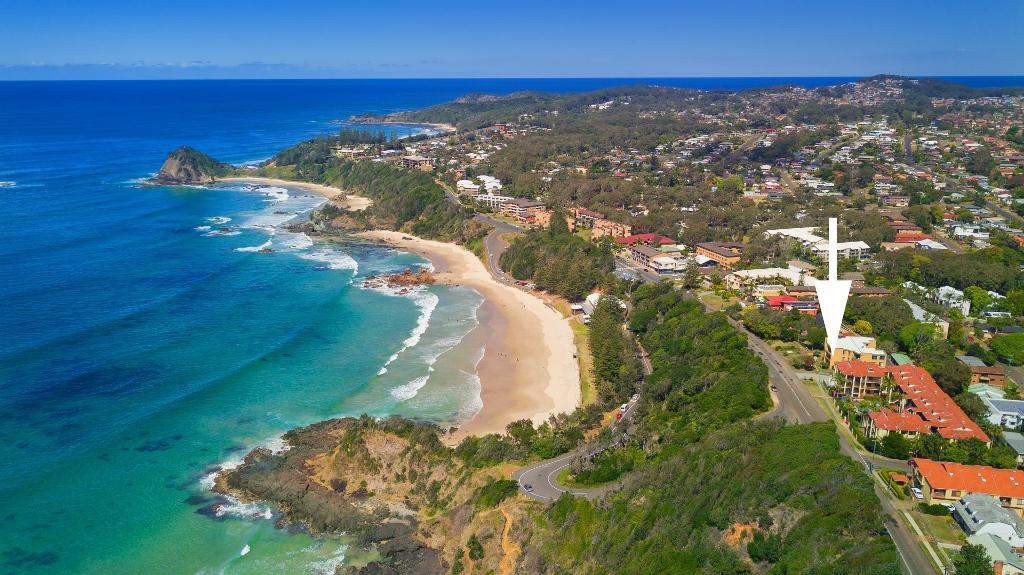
[1,77,1022,574]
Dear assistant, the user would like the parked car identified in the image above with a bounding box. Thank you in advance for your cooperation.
[630,393,640,402]
[620,403,628,413]
[911,487,923,500]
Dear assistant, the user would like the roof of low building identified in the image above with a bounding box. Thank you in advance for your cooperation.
[1003,432,1024,455]
[957,355,988,368]
[954,493,1024,536]
[967,533,1024,571]
[912,459,1024,499]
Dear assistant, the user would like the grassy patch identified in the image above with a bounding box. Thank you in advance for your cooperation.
[572,321,597,405]
[910,509,966,545]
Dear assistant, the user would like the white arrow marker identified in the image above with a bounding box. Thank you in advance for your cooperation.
[815,217,851,351]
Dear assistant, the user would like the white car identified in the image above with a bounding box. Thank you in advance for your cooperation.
[911,487,923,500]
[630,393,640,402]
[620,403,628,413]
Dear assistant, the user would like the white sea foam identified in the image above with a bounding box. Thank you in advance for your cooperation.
[194,225,212,232]
[240,545,251,557]
[234,240,273,253]
[203,229,241,237]
[198,434,291,522]
[207,216,232,225]
[310,544,348,575]
[259,186,290,203]
[299,248,359,273]
[370,288,439,378]
[391,374,431,401]
[281,232,313,250]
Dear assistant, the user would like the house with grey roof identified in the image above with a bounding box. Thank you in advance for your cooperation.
[954,493,1024,547]
[1004,432,1024,467]
[982,396,1024,429]
[968,533,1024,575]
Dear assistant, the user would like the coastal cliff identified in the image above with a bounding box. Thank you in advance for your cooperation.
[151,146,232,185]
[215,416,536,575]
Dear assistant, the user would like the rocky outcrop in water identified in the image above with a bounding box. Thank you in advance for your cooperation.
[151,146,232,185]
[362,268,435,291]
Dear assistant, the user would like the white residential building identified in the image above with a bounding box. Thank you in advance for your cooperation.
[474,193,515,210]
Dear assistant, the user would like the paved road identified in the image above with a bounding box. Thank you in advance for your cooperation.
[734,319,828,424]
[515,339,652,502]
[513,396,640,501]
[474,213,523,284]
[739,326,929,573]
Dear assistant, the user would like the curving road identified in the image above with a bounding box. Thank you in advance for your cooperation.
[514,393,641,501]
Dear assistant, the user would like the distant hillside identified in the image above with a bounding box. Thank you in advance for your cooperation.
[151,146,232,185]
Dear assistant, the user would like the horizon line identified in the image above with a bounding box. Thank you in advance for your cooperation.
[3,73,1024,83]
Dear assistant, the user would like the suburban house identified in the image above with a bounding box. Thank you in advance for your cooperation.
[456,179,481,194]
[954,493,1024,547]
[834,361,990,443]
[826,336,887,368]
[910,459,1024,515]
[694,242,745,267]
[1004,432,1024,467]
[957,355,1008,387]
[810,240,871,260]
[904,299,951,338]
[981,396,1024,429]
[968,533,1024,575]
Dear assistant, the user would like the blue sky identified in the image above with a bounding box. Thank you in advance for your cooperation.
[1,0,1022,79]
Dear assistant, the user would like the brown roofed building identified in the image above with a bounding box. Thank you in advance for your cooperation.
[694,242,745,267]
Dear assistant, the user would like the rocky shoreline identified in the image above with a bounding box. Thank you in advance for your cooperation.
[362,268,435,292]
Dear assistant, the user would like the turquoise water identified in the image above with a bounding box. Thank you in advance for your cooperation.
[13,76,1021,573]
[0,81,498,573]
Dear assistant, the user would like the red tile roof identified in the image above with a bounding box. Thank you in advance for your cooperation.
[868,408,932,434]
[766,295,799,307]
[836,360,989,442]
[615,233,675,246]
[912,459,1024,499]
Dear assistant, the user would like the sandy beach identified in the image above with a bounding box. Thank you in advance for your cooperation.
[219,176,372,211]
[358,231,580,442]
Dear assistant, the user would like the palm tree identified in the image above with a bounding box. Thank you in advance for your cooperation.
[880,372,905,411]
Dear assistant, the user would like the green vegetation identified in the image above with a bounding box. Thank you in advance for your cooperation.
[537,284,898,574]
[954,543,993,575]
[498,214,614,300]
[741,307,825,352]
[569,446,643,485]
[473,478,518,509]
[588,296,642,405]
[294,159,484,242]
[542,423,899,575]
[875,248,1024,294]
[991,333,1024,365]
[917,502,952,516]
[844,296,914,346]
